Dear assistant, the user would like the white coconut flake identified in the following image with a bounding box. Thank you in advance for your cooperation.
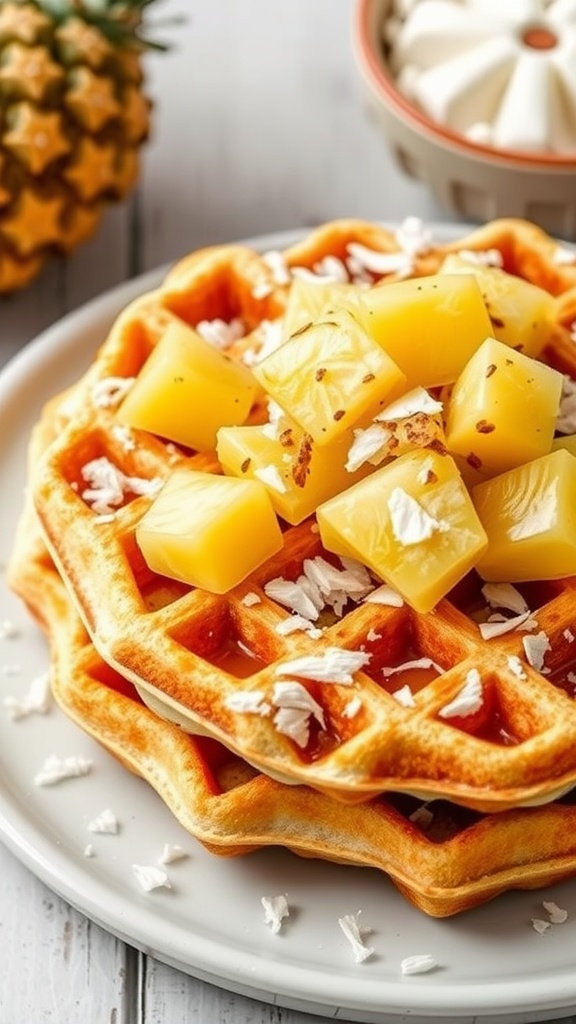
[507,655,527,680]
[542,900,568,924]
[275,614,322,639]
[81,456,161,515]
[313,254,350,283]
[338,912,374,963]
[264,577,320,621]
[84,843,95,858]
[303,555,373,603]
[196,317,245,349]
[382,657,443,678]
[111,423,136,452]
[242,591,261,607]
[291,265,344,285]
[478,610,533,640]
[34,753,92,786]
[343,694,363,718]
[364,584,404,607]
[438,669,483,720]
[345,423,391,472]
[456,247,503,268]
[388,487,449,546]
[275,646,370,685]
[91,376,135,409]
[392,684,416,708]
[224,690,271,716]
[88,808,118,834]
[0,619,19,639]
[531,918,551,935]
[553,245,576,266]
[522,632,552,672]
[564,628,575,643]
[481,582,529,616]
[396,215,433,257]
[400,954,438,976]
[262,249,292,286]
[271,681,325,747]
[3,670,51,720]
[254,464,287,494]
[261,893,290,933]
[375,386,443,422]
[132,864,172,892]
[159,844,188,865]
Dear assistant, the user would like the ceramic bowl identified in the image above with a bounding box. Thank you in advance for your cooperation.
[353,0,576,239]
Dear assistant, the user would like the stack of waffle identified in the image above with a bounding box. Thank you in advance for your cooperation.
[8,216,576,917]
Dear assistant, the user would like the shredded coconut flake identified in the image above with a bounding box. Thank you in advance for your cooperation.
[364,584,404,607]
[34,753,92,786]
[132,864,172,892]
[481,582,529,616]
[196,316,244,349]
[400,954,438,975]
[271,681,325,747]
[564,627,575,643]
[376,386,443,421]
[241,591,261,607]
[507,655,527,680]
[383,656,443,678]
[88,808,118,834]
[438,669,483,720]
[159,844,188,865]
[264,577,320,621]
[0,619,19,639]
[84,844,95,858]
[91,376,135,409]
[275,646,370,685]
[81,456,161,515]
[343,694,363,718]
[275,614,322,639]
[456,246,503,267]
[543,900,568,924]
[478,610,533,639]
[531,918,551,935]
[338,912,374,963]
[392,684,416,708]
[553,245,576,266]
[345,422,391,472]
[3,670,51,720]
[388,487,449,546]
[224,690,271,716]
[254,464,287,493]
[261,893,290,933]
[522,631,552,672]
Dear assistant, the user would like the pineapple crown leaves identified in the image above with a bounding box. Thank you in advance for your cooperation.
[33,0,183,52]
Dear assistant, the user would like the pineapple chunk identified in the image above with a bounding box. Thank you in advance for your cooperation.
[252,307,407,446]
[472,448,576,582]
[136,468,283,593]
[552,434,576,457]
[118,320,258,452]
[316,449,488,613]
[282,278,359,341]
[445,337,563,476]
[216,413,371,525]
[439,253,555,357]
[358,273,493,388]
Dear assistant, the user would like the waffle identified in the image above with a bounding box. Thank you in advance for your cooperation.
[8,393,576,918]
[28,217,576,814]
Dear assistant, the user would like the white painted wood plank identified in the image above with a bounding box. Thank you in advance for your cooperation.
[0,841,136,1024]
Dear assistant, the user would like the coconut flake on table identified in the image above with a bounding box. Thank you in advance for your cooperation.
[338,912,375,964]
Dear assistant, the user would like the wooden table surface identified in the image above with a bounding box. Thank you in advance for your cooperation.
[1,2,575,1022]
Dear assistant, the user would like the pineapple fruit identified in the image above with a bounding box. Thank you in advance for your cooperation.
[0,0,160,292]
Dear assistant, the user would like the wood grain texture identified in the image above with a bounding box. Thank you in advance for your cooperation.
[0,2,571,1022]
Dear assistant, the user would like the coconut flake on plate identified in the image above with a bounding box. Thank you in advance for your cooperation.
[338,912,374,964]
[261,893,290,933]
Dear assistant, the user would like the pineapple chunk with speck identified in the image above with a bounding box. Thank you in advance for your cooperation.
[282,278,359,342]
[216,414,371,526]
[316,449,487,613]
[358,273,493,388]
[445,337,563,476]
[472,448,576,582]
[136,468,283,593]
[253,307,407,446]
[439,253,555,357]
[118,320,258,452]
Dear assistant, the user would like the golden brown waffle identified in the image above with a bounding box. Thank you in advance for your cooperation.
[9,395,576,919]
[29,218,576,814]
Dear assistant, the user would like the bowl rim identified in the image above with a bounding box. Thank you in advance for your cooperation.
[354,0,576,170]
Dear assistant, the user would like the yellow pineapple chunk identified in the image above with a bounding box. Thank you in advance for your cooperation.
[282,278,359,341]
[136,468,283,593]
[358,273,493,388]
[118,320,258,452]
[552,434,576,457]
[252,307,407,446]
[439,253,555,357]
[216,413,371,525]
[472,448,576,582]
[445,337,563,475]
[316,449,488,613]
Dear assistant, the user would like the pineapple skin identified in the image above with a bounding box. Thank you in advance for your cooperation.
[0,0,152,292]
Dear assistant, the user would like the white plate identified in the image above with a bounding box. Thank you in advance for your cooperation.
[1,231,576,1024]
